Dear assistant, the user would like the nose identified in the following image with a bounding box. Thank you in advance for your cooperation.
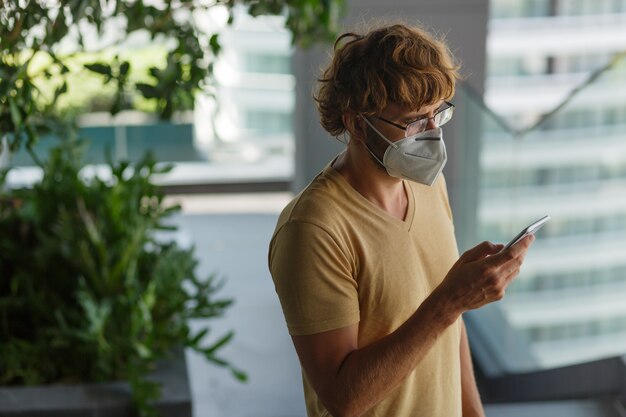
[425,117,438,130]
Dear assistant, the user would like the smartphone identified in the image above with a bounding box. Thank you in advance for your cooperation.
[501,215,551,251]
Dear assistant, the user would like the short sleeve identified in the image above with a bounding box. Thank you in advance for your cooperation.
[268,220,359,336]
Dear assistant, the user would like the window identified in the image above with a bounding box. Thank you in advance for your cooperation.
[244,53,291,74]
[488,56,549,76]
[491,0,552,18]
[245,110,292,135]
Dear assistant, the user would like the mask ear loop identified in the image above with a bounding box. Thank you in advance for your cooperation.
[359,114,400,150]
[356,114,392,169]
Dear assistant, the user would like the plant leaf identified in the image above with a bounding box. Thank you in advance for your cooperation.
[84,63,112,76]
[8,97,22,129]
[203,331,234,356]
[136,83,160,99]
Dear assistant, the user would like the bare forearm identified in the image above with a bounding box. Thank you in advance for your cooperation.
[328,288,461,417]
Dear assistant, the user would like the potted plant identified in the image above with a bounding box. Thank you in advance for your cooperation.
[0,1,345,416]
[0,138,244,416]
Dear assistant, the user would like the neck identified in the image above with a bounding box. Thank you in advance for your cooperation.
[333,143,408,220]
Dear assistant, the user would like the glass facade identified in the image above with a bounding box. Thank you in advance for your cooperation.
[469,0,626,373]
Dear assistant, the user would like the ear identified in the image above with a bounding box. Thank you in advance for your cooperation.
[343,112,367,142]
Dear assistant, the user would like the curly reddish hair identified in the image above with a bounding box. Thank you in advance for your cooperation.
[314,24,460,137]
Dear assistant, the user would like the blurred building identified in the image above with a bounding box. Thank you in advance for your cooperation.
[475,0,626,371]
[193,7,295,165]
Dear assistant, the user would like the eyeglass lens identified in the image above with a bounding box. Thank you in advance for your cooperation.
[405,106,454,137]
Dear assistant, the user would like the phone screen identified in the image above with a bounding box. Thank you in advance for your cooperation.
[501,215,551,251]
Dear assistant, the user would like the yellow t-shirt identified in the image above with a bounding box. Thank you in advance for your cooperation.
[268,164,462,417]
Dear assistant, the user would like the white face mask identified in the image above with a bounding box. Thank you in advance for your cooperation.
[361,116,447,186]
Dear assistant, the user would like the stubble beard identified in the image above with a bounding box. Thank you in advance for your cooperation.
[363,125,390,174]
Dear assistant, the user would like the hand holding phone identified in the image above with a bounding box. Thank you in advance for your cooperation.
[500,215,550,252]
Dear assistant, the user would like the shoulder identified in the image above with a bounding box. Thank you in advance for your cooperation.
[269,167,358,268]
[275,168,350,236]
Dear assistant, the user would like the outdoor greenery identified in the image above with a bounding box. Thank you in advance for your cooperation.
[24,45,173,117]
[0,139,242,414]
[0,0,346,154]
[0,1,346,416]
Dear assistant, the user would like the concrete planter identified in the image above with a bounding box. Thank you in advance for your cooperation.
[0,349,192,417]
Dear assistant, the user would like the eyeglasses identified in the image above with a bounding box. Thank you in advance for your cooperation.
[375,101,455,137]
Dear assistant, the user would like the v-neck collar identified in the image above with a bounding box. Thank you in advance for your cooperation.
[324,164,416,231]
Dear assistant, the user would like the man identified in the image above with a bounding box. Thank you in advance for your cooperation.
[268,24,533,417]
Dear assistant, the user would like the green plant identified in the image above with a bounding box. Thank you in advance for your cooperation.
[0,138,244,415]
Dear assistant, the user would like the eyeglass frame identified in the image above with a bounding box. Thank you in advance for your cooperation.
[374,101,455,137]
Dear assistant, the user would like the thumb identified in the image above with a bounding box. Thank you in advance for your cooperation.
[459,241,501,262]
